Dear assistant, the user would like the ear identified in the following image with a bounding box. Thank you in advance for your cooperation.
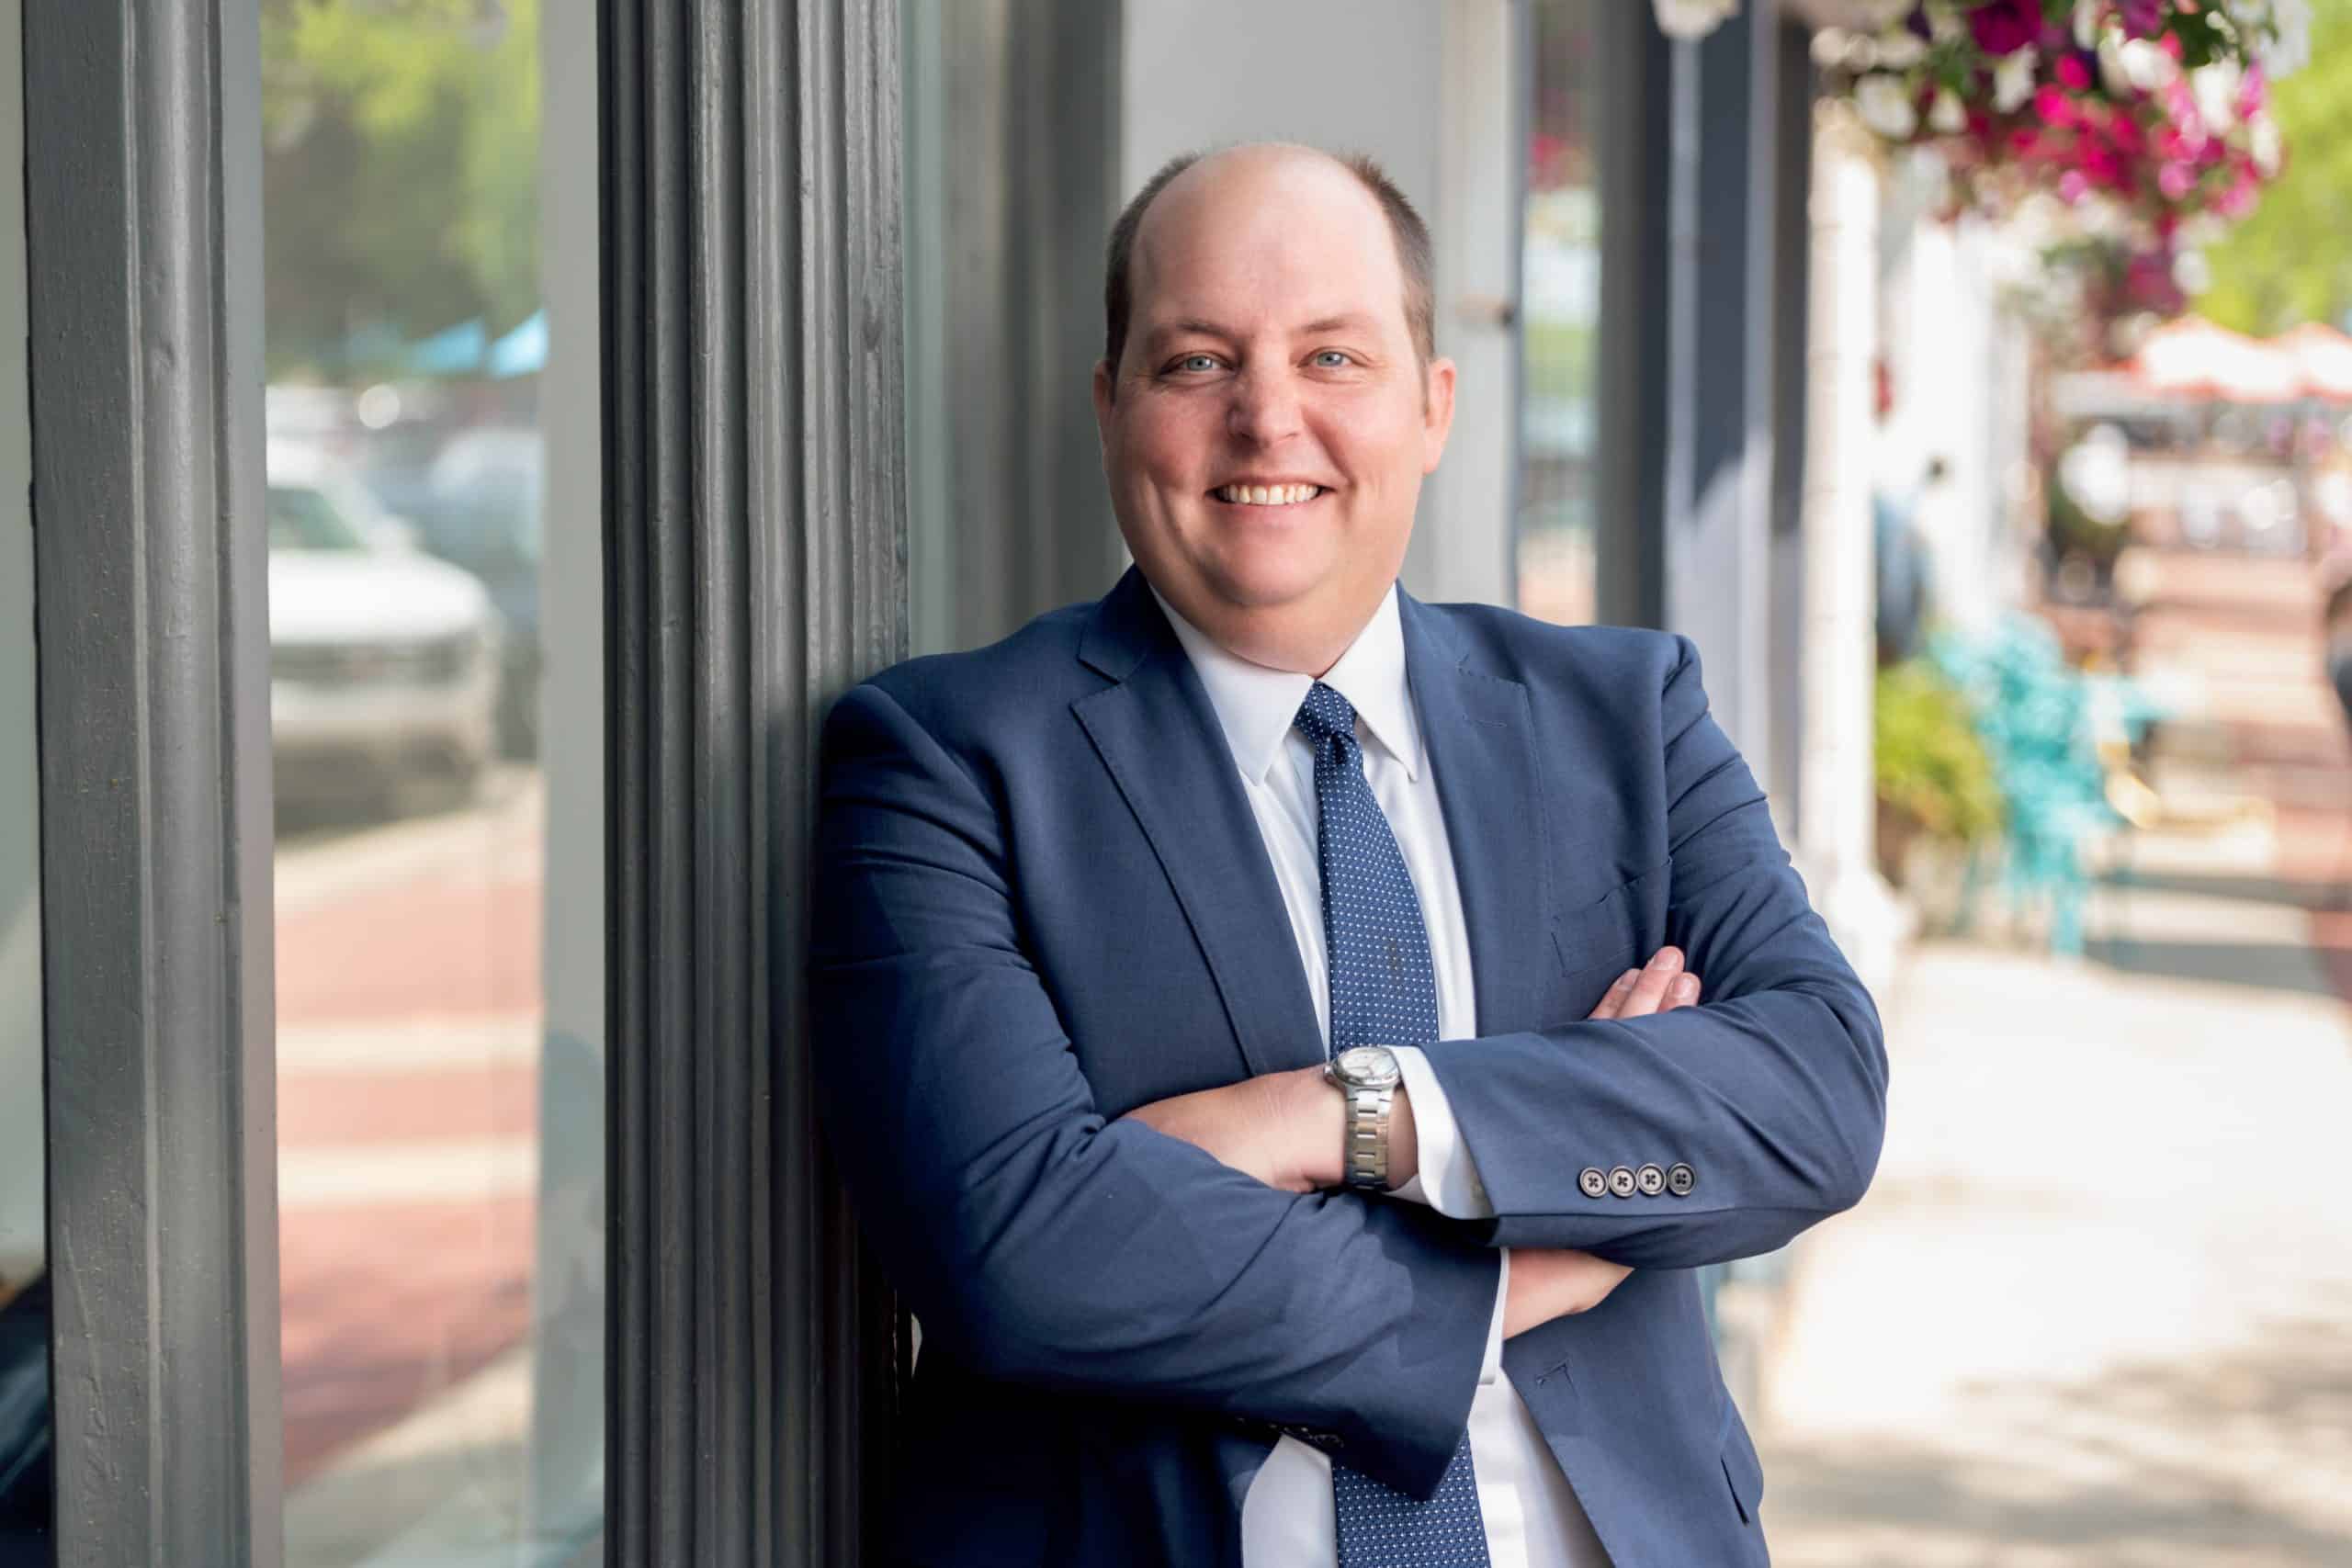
[1419,356,1457,474]
[1091,358,1117,452]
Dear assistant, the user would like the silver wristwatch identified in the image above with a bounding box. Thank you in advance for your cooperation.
[1325,1044,1402,1190]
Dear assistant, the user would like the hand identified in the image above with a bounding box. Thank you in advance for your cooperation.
[1120,1071,1333,1193]
[1587,946,1702,1020]
[1123,1061,1415,1193]
[1502,1247,1635,1337]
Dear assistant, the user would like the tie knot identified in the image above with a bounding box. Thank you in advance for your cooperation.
[1294,682,1358,750]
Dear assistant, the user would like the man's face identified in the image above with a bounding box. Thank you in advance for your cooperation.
[1092,150,1455,667]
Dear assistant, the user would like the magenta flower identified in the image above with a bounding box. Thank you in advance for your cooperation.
[2120,0,2168,39]
[2056,51,2094,91]
[1969,0,2042,56]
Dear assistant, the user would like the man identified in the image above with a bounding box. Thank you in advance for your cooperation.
[813,143,1886,1566]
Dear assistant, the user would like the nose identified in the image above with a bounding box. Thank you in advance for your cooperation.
[1227,365,1304,447]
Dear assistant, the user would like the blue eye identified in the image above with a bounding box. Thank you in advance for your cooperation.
[1178,354,1219,372]
[1312,351,1351,368]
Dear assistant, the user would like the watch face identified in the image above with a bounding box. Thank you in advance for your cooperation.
[1334,1044,1402,1089]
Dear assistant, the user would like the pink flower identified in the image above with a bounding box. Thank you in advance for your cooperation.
[2157,160,2196,198]
[2059,169,2091,203]
[2035,85,2074,126]
[1970,0,2041,56]
[2216,174,2258,217]
[2237,63,2267,120]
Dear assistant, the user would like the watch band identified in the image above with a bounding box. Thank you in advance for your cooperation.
[1339,1080,1394,1190]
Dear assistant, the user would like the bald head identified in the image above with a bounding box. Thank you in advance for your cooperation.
[1101,143,1434,391]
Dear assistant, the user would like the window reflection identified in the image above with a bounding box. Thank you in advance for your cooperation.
[261,0,601,1561]
[1519,0,1603,626]
[0,446,47,1568]
[1,0,48,1546]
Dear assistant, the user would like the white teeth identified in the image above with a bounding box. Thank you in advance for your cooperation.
[1218,483,1320,505]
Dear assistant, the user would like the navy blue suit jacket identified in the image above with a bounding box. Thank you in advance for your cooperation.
[811,569,1887,1566]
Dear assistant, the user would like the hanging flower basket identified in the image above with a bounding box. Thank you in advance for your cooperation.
[1822,1,2301,245]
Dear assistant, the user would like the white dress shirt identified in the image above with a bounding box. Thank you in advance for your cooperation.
[1155,587,1612,1568]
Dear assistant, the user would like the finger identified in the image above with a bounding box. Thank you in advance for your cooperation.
[1617,947,1685,1017]
[1665,973,1702,1010]
[1588,968,1640,1021]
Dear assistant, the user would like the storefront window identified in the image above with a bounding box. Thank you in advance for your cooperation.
[1519,0,1605,626]
[260,1,602,1560]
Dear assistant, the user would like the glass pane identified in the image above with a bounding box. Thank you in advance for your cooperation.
[1,0,50,1549]
[1518,0,1603,626]
[259,1,603,1561]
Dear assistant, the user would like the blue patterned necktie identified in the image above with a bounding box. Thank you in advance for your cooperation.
[1295,682,1493,1567]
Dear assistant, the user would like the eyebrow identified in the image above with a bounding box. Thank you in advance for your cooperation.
[1139,313,1383,353]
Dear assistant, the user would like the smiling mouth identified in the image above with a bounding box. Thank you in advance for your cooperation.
[1212,483,1328,507]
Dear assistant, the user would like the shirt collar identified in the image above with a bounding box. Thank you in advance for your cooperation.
[1151,583,1422,784]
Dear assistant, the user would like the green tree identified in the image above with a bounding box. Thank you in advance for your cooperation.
[2197,0,2352,333]
[262,0,539,378]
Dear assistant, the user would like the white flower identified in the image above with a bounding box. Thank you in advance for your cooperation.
[1653,0,1739,39]
[2112,38,2174,93]
[1929,88,1968,134]
[2252,114,2284,176]
[1875,29,1928,69]
[2257,0,2312,79]
[2190,62,2242,134]
[1855,73,1919,141]
[1993,47,2039,114]
[2072,0,2101,51]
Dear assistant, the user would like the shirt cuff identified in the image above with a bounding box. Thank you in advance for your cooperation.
[1483,1249,1510,1384]
[1388,1045,1496,1218]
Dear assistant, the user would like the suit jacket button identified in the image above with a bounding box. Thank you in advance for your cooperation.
[1578,1167,1609,1199]
[1667,1162,1697,1197]
[1635,1163,1667,1197]
[1606,1165,1637,1199]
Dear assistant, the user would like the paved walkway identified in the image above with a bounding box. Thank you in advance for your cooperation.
[1753,901,2352,1564]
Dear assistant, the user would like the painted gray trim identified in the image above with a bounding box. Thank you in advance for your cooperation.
[1659,0,1781,764]
[1593,0,1671,629]
[602,0,909,1562]
[24,0,281,1562]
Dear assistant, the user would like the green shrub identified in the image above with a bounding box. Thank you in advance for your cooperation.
[1875,660,2003,846]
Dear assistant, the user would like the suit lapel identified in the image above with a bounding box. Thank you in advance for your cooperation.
[1400,593,1555,1039]
[1072,570,1327,1078]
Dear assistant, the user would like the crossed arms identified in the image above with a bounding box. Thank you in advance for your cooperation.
[809,642,1888,1496]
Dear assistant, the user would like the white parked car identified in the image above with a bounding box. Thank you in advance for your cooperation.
[266,441,503,809]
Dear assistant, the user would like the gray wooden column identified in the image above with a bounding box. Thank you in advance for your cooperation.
[25,0,282,1562]
[601,0,909,1562]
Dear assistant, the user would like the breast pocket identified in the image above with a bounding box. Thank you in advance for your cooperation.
[1550,858,1672,1005]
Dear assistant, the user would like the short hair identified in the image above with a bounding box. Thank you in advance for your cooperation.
[1101,147,1436,386]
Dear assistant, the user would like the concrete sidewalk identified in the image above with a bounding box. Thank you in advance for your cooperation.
[1751,922,2352,1566]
